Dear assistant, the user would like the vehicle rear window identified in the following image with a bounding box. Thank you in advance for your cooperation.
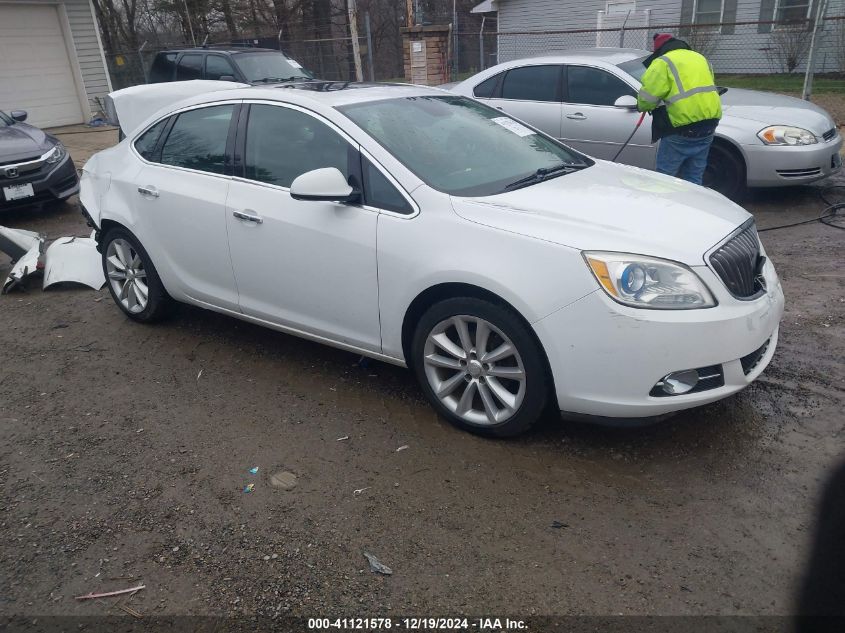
[160,105,234,174]
[150,53,177,83]
[175,54,204,81]
[501,66,560,102]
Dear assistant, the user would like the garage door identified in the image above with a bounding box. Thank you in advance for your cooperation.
[0,4,85,127]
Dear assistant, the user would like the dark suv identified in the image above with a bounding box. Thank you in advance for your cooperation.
[149,47,313,84]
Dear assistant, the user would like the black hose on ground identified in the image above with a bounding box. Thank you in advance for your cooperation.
[757,185,845,232]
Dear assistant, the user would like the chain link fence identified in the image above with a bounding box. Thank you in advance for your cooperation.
[103,16,845,94]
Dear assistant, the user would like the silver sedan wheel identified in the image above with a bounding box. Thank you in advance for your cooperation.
[105,238,148,314]
[423,315,526,426]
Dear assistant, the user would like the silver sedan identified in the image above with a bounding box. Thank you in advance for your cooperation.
[451,48,842,199]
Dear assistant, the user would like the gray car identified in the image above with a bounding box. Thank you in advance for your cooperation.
[0,110,78,209]
[451,48,842,199]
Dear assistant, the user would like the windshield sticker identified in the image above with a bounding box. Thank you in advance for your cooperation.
[491,117,535,137]
[289,59,303,69]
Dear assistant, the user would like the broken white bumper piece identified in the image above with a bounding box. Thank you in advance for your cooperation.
[1,225,45,294]
[42,237,105,291]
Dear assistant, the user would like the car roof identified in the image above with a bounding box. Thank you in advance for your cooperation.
[173,81,451,110]
[156,47,285,55]
[497,47,648,67]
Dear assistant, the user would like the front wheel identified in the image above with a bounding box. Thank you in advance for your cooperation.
[704,142,746,201]
[411,297,549,437]
[101,227,172,323]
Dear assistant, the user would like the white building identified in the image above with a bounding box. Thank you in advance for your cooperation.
[0,0,112,127]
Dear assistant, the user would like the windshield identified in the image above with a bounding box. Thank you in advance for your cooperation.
[339,96,589,197]
[235,52,313,82]
[616,56,649,83]
[0,111,13,126]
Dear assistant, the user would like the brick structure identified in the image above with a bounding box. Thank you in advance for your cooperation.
[401,25,451,86]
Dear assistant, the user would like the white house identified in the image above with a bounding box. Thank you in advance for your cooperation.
[0,0,112,127]
[488,0,844,74]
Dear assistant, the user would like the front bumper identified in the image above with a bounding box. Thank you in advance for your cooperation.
[533,259,784,420]
[743,133,842,187]
[0,154,79,209]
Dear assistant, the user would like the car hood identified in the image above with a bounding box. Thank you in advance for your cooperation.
[721,88,835,135]
[449,161,750,266]
[0,122,52,162]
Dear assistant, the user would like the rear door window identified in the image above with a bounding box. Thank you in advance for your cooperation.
[149,53,177,82]
[473,74,501,98]
[175,54,204,81]
[160,105,235,175]
[206,55,237,80]
[500,66,561,102]
[134,118,169,161]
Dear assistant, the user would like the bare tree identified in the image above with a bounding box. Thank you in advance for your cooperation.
[766,23,812,72]
[685,24,718,60]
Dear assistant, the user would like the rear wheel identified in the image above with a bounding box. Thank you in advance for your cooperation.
[411,297,549,437]
[704,141,746,200]
[101,228,172,323]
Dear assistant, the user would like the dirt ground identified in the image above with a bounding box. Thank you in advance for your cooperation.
[1,126,843,623]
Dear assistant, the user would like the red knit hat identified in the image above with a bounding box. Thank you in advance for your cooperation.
[653,33,673,51]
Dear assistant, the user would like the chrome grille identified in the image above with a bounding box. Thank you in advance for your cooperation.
[822,128,837,142]
[709,222,765,300]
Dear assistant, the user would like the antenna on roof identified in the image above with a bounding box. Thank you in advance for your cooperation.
[201,34,209,48]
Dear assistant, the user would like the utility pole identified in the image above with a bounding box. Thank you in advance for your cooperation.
[183,0,196,46]
[347,0,364,82]
[802,0,830,100]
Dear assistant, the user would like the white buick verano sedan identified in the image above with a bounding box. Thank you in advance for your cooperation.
[80,80,784,436]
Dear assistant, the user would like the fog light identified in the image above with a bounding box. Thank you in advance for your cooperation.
[661,369,699,395]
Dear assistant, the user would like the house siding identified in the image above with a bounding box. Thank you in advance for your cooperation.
[65,0,112,114]
[2,0,111,119]
[496,0,845,74]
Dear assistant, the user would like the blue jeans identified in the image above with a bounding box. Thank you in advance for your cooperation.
[655,133,714,185]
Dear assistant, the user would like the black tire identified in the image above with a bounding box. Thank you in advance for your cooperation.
[704,141,746,201]
[101,227,172,323]
[411,297,549,438]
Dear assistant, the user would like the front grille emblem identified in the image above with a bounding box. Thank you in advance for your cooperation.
[4,167,18,178]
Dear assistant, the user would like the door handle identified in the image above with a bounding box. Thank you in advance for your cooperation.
[137,185,159,198]
[566,113,587,120]
[232,209,263,224]
[496,106,504,110]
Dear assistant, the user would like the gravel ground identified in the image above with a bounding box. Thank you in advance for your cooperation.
[0,128,843,621]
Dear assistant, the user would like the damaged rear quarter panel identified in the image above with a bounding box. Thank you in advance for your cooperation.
[83,146,144,236]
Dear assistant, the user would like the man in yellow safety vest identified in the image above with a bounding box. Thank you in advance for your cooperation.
[637,33,722,186]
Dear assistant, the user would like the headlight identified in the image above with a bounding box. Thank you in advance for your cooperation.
[45,142,66,164]
[584,252,716,310]
[757,126,817,146]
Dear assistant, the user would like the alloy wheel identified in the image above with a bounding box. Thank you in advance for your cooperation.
[105,238,149,314]
[423,315,526,426]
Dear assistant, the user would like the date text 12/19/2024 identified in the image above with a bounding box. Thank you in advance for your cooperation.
[308,618,528,630]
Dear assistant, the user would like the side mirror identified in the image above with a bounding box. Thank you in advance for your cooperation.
[614,95,638,110]
[218,75,236,82]
[290,167,359,203]
[10,110,28,122]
